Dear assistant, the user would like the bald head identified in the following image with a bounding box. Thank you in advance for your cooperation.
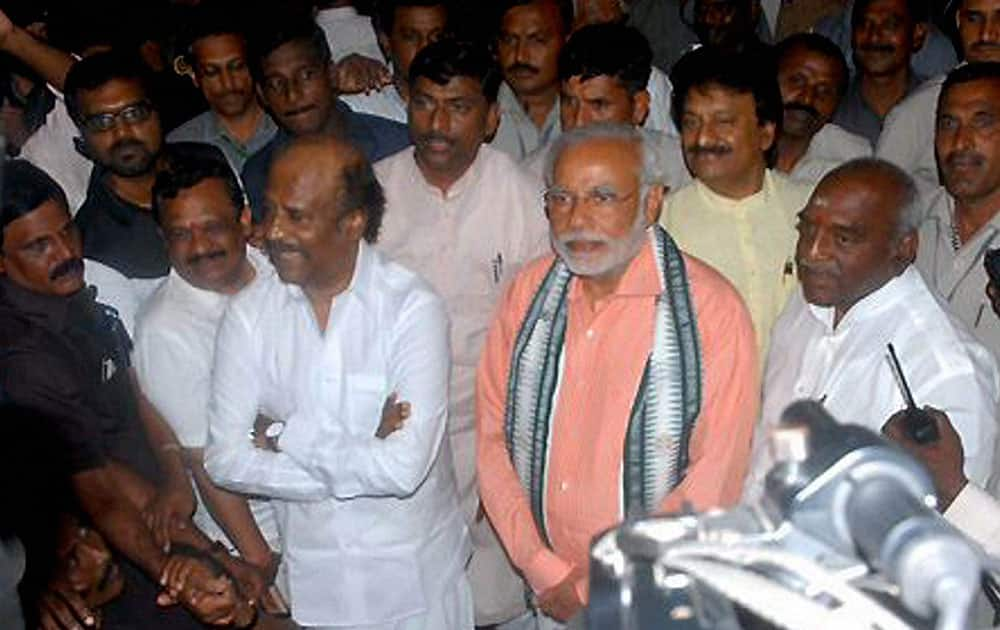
[821,158,920,236]
[795,158,920,319]
[264,135,386,292]
[270,135,386,243]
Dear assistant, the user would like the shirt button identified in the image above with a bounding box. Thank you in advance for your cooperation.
[560,481,569,491]
[586,329,594,339]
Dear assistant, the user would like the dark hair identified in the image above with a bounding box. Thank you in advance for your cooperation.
[940,61,1000,103]
[852,0,929,26]
[340,159,386,244]
[374,0,450,35]
[558,23,652,95]
[408,39,502,102]
[248,13,331,84]
[775,33,849,100]
[671,46,782,164]
[64,51,152,127]
[152,143,246,225]
[181,2,249,58]
[498,0,574,37]
[0,161,69,250]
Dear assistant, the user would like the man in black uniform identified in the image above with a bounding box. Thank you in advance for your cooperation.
[0,160,257,628]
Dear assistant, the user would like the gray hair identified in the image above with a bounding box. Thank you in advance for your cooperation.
[821,157,923,237]
[543,123,667,191]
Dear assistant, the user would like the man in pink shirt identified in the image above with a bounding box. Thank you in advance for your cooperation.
[476,123,759,626]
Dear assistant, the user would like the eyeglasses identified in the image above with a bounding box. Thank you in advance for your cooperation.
[81,101,154,133]
[542,185,639,215]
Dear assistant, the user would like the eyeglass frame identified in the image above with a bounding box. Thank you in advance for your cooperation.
[80,100,156,134]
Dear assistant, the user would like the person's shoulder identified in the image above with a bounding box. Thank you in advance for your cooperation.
[892,73,947,114]
[768,169,814,205]
[480,145,543,188]
[682,252,746,309]
[815,123,873,157]
[368,247,446,314]
[373,145,415,179]
[166,111,213,143]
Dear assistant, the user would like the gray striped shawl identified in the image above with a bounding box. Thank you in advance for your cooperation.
[503,225,702,544]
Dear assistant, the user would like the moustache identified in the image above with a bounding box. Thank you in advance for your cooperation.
[858,44,896,55]
[687,144,732,156]
[784,102,821,121]
[416,132,454,147]
[265,240,306,258]
[186,250,227,267]
[109,138,146,154]
[505,63,539,76]
[796,258,837,276]
[944,150,986,170]
[283,104,316,117]
[970,41,1000,54]
[49,257,84,281]
[556,229,611,248]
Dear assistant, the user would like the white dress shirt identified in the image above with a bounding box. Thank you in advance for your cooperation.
[21,94,92,213]
[205,243,470,628]
[374,145,547,624]
[133,248,279,551]
[876,74,946,198]
[750,266,999,498]
[790,123,872,184]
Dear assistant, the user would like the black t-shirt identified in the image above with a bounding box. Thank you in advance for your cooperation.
[0,279,160,483]
[74,169,170,280]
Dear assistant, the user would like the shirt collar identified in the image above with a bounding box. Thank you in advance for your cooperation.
[282,240,376,312]
[694,168,773,208]
[407,145,487,201]
[805,265,919,333]
[86,167,146,225]
[0,276,94,332]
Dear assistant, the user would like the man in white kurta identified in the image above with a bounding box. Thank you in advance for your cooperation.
[750,159,998,498]
[205,136,471,628]
[375,39,546,627]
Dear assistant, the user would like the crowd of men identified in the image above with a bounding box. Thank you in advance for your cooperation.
[3,0,1000,628]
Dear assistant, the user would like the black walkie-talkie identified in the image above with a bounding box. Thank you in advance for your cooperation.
[887,343,939,444]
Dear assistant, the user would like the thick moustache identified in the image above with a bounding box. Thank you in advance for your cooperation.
[50,258,84,281]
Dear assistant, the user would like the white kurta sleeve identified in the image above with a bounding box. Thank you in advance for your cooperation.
[945,483,1000,557]
[278,294,451,499]
[205,302,329,501]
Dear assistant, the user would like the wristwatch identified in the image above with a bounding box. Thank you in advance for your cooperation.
[264,420,286,451]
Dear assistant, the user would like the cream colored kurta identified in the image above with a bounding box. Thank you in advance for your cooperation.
[660,169,813,356]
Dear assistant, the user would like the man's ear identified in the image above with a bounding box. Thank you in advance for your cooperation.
[759,120,777,154]
[896,230,919,267]
[631,90,651,127]
[643,184,666,225]
[912,23,929,53]
[73,137,92,160]
[173,55,197,86]
[239,206,253,236]
[486,101,501,139]
[341,208,367,240]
